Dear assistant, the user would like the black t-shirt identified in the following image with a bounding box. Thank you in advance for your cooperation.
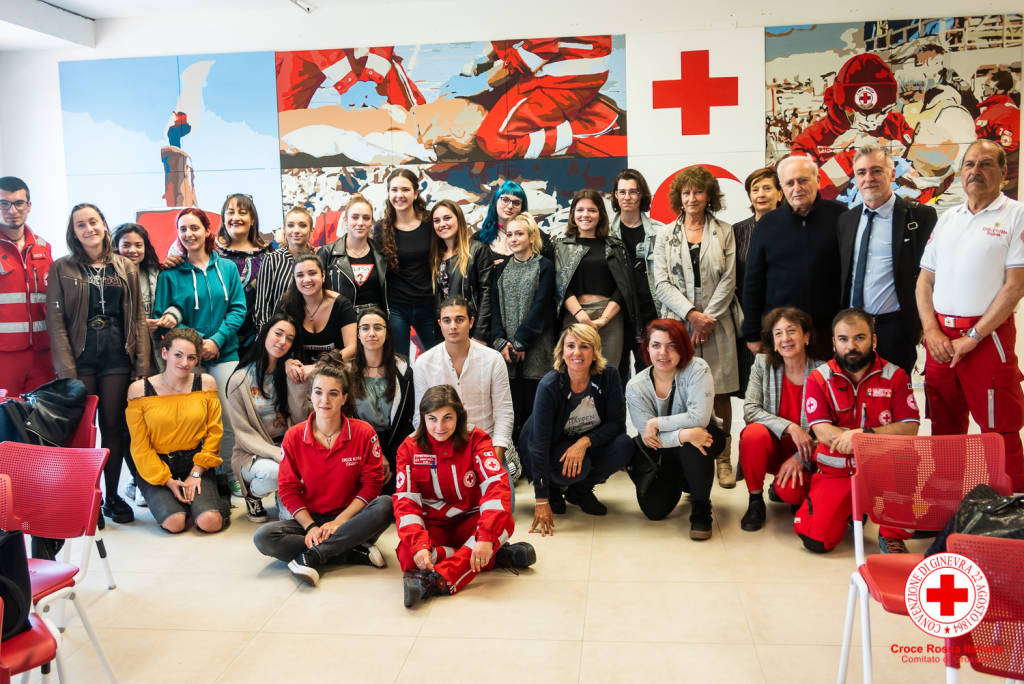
[86,264,125,321]
[300,296,357,364]
[688,241,702,289]
[348,251,383,309]
[385,219,433,305]
[619,221,645,271]
[567,237,620,302]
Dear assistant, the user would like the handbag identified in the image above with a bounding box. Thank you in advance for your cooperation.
[0,530,32,640]
[626,379,678,496]
[926,484,1024,556]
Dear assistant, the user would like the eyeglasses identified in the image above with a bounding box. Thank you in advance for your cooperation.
[497,196,523,208]
[615,189,641,198]
[0,200,29,211]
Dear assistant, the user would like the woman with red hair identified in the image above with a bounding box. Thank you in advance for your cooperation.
[624,319,726,540]
[154,207,247,474]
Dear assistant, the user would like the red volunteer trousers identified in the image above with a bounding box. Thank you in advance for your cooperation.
[396,512,513,594]
[925,315,1024,491]
[0,349,55,397]
[738,423,812,500]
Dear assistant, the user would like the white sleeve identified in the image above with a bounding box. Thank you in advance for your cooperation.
[489,355,514,448]
[1005,205,1024,268]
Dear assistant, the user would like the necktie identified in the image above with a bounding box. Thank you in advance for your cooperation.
[850,209,876,309]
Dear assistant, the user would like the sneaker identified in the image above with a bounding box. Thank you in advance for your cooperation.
[494,541,537,569]
[689,500,713,541]
[244,495,268,523]
[565,485,607,516]
[345,544,386,568]
[101,495,135,524]
[716,454,736,489]
[740,497,766,532]
[403,570,449,608]
[548,487,566,515]
[122,477,137,502]
[288,550,322,586]
[228,478,243,498]
[878,534,908,554]
[134,486,148,507]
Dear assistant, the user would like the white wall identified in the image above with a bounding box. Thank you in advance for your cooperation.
[1,0,1021,248]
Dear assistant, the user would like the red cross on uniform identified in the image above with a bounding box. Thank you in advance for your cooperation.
[652,50,738,136]
[925,573,969,617]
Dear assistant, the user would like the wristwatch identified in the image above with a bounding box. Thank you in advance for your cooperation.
[189,470,202,479]
[965,327,982,340]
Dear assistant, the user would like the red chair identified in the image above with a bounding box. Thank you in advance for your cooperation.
[944,534,1024,682]
[837,433,1013,684]
[0,442,117,682]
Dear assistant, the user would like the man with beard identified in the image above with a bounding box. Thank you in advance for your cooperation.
[794,309,920,554]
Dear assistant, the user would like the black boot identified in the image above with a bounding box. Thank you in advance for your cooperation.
[494,542,537,569]
[403,570,449,608]
[565,484,607,515]
[101,495,135,524]
[548,486,566,515]
[689,500,713,541]
[740,495,766,532]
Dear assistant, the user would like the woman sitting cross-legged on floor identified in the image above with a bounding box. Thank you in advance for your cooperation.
[737,306,820,532]
[125,327,229,533]
[520,324,633,536]
[624,318,727,541]
[395,384,536,608]
[253,352,394,587]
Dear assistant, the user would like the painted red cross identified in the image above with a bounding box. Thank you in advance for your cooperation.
[856,90,874,107]
[652,50,738,136]
[926,573,969,617]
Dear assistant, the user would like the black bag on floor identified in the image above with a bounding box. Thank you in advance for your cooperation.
[0,530,32,640]
[925,484,1024,556]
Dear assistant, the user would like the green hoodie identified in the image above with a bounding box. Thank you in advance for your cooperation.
[154,251,246,362]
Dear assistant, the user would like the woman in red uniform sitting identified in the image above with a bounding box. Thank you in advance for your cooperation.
[394,384,536,608]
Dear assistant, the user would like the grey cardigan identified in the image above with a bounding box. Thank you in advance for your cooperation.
[742,353,821,437]
[624,359,718,448]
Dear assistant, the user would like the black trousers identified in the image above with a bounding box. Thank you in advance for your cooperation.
[873,310,918,377]
[634,424,726,521]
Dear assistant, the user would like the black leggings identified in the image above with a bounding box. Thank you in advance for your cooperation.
[636,427,726,521]
[509,376,540,449]
[80,373,132,499]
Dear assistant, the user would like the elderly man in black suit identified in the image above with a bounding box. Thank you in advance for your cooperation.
[838,144,936,376]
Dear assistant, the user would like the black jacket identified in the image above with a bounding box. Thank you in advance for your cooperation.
[0,378,86,446]
[837,195,936,341]
[741,195,846,342]
[318,238,390,313]
[435,239,494,342]
[490,255,556,352]
[377,356,415,460]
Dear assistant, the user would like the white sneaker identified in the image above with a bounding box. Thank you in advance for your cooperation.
[135,487,148,507]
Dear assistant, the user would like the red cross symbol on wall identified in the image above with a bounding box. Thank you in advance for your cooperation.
[926,573,969,617]
[857,90,874,107]
[652,50,738,136]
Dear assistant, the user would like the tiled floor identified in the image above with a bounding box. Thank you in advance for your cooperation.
[40,399,1005,683]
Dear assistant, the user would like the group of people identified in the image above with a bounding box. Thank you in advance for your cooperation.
[1,136,1021,600]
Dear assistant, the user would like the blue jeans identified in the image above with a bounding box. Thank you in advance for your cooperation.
[389,300,438,358]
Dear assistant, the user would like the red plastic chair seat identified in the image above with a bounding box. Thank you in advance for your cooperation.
[28,558,77,602]
[859,553,924,615]
[0,614,57,674]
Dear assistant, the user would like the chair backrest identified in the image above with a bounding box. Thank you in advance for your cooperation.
[944,533,1024,678]
[0,442,108,540]
[851,433,1012,530]
[65,394,98,449]
[0,474,13,531]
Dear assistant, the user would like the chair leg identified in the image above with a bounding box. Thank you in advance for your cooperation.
[837,574,858,684]
[94,533,117,590]
[40,661,51,683]
[945,667,958,683]
[54,643,67,684]
[70,591,117,683]
[858,575,873,684]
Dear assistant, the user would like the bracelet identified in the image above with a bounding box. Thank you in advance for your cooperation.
[535,501,550,507]
[303,522,317,532]
[572,308,583,319]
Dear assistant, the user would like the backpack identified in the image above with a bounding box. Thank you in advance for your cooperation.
[926,484,1024,556]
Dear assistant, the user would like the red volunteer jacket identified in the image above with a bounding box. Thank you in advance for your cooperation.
[0,227,51,352]
[393,427,512,553]
[278,414,385,517]
[804,356,919,469]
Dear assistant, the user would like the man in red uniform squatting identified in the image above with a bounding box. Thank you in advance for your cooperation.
[917,139,1024,492]
[394,384,535,608]
[777,308,920,554]
[0,176,54,395]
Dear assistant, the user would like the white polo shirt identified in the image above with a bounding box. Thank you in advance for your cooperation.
[920,194,1024,316]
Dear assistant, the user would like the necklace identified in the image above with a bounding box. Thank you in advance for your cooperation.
[315,424,341,447]
[305,294,327,320]
[87,263,107,315]
[158,372,192,395]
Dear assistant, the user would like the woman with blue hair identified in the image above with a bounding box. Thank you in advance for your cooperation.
[472,180,552,266]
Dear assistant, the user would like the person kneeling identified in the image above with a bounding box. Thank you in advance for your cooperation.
[395,385,535,608]
[253,354,393,586]
[796,309,920,554]
[625,319,726,540]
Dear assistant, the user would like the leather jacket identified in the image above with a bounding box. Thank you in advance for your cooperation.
[318,237,390,313]
[435,239,493,341]
[0,378,86,446]
[553,233,641,342]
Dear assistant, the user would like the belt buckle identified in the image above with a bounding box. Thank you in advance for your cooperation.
[88,317,107,330]
[943,316,956,328]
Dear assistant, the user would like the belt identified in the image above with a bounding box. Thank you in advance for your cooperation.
[936,313,980,330]
[87,316,114,330]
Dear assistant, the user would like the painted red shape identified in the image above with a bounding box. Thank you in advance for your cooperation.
[650,164,741,224]
[652,50,738,136]
[925,573,969,617]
